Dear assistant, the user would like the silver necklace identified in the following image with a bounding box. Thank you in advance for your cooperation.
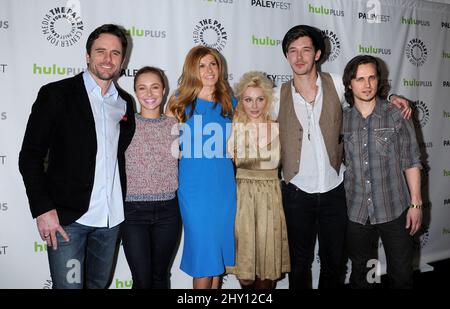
[294,83,317,141]
[303,100,314,141]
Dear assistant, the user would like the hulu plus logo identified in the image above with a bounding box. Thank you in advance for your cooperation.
[444,169,450,177]
[443,227,450,235]
[403,78,432,87]
[33,63,84,76]
[34,241,48,253]
[125,26,166,38]
[115,278,132,289]
[401,17,430,26]
[443,51,450,59]
[307,3,344,17]
[444,110,450,119]
[251,35,281,46]
[358,44,391,55]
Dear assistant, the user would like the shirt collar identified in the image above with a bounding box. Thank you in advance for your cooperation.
[350,97,383,119]
[83,70,119,100]
[371,98,384,119]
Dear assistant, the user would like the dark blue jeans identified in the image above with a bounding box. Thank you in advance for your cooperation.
[347,210,414,289]
[282,181,348,289]
[121,198,181,289]
[47,222,120,289]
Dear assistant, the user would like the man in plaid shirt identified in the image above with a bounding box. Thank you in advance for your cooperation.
[342,55,422,289]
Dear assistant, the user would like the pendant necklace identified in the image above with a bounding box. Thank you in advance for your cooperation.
[294,83,317,141]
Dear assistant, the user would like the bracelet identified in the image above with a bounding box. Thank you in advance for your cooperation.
[410,203,422,209]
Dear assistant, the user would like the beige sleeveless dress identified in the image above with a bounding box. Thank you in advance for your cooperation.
[227,124,290,281]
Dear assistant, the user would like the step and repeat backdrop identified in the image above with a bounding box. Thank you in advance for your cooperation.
[1,0,449,288]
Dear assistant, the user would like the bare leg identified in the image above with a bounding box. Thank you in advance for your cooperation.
[211,276,221,289]
[193,277,212,289]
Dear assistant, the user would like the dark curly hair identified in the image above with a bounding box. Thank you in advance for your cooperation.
[342,55,390,107]
[281,25,325,63]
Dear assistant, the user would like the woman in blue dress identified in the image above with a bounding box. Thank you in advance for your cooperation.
[167,45,236,289]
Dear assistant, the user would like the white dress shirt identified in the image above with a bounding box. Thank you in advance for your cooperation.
[271,73,346,193]
[76,70,126,227]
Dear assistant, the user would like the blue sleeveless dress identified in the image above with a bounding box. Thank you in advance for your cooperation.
[178,97,237,277]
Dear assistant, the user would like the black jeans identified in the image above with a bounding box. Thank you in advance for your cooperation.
[121,198,181,289]
[347,210,414,289]
[282,182,348,289]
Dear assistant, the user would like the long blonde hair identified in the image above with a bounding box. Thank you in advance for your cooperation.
[168,45,233,122]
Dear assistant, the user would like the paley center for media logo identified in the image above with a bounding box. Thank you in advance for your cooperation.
[322,29,341,62]
[358,12,390,23]
[412,100,430,128]
[193,19,228,52]
[251,0,291,10]
[41,6,84,47]
[264,73,292,86]
[405,38,428,67]
[0,63,7,73]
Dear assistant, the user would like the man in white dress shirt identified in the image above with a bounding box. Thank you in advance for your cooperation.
[273,25,410,289]
[19,24,135,288]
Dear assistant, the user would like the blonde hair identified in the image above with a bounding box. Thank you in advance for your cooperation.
[233,71,274,124]
[228,71,276,162]
[168,45,233,123]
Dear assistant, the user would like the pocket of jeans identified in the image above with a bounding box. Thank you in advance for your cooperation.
[374,128,396,156]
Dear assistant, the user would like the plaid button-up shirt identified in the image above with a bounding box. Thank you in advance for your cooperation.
[343,99,422,225]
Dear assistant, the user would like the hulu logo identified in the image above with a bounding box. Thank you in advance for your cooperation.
[443,228,450,235]
[33,64,83,76]
[308,4,344,16]
[126,26,166,38]
[126,26,145,37]
[401,17,430,26]
[443,51,450,59]
[252,35,281,46]
[444,111,450,118]
[403,78,432,87]
[309,4,330,14]
[444,169,450,177]
[115,278,132,289]
[358,44,391,55]
[34,241,47,252]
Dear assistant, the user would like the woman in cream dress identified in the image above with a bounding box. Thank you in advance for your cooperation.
[227,71,290,289]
